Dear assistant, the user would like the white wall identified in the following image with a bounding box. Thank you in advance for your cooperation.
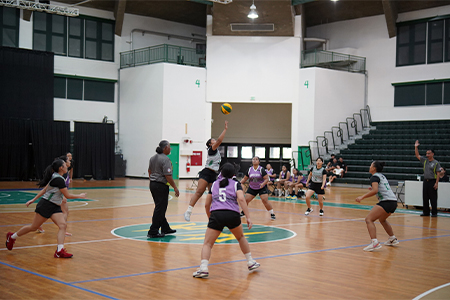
[162,64,207,178]
[119,64,165,177]
[206,36,300,103]
[294,67,365,147]
[307,6,450,122]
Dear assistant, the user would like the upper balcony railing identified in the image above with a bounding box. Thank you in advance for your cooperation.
[301,49,366,74]
[120,44,206,69]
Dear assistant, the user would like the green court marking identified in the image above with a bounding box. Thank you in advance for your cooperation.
[0,191,93,205]
[111,222,296,244]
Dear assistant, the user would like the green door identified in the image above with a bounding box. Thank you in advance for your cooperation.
[298,146,311,171]
[168,143,179,180]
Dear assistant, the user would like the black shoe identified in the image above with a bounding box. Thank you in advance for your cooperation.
[163,229,177,234]
[147,233,165,238]
[420,213,430,217]
[431,214,438,217]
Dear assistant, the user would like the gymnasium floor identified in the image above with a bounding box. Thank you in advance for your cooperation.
[1,178,449,300]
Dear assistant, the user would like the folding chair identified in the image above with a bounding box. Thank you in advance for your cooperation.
[188,171,201,190]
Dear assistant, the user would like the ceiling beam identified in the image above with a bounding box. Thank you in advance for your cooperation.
[23,9,32,21]
[114,0,127,37]
[382,0,398,38]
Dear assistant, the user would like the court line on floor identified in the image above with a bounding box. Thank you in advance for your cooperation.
[412,282,450,300]
[68,233,450,284]
[0,261,120,300]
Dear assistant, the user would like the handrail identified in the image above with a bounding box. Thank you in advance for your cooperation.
[339,122,350,142]
[324,130,335,150]
[346,117,357,136]
[353,113,363,133]
[332,126,344,144]
[316,136,328,156]
[360,105,372,128]
[308,140,319,161]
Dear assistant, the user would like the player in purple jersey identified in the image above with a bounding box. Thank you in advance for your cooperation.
[286,168,303,200]
[276,165,291,196]
[240,157,276,220]
[193,163,260,278]
[265,164,276,195]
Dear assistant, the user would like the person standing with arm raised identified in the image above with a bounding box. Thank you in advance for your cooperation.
[148,140,180,238]
[415,140,441,217]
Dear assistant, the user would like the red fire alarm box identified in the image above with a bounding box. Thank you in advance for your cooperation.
[191,151,203,166]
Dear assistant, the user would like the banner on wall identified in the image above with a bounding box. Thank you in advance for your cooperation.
[191,151,202,166]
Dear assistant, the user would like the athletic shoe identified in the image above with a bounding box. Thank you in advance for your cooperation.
[37,228,45,233]
[384,238,399,246]
[163,229,177,234]
[291,195,297,200]
[313,193,318,199]
[322,196,326,200]
[5,232,15,250]
[65,232,72,236]
[248,261,260,271]
[319,209,324,216]
[286,195,292,200]
[193,268,209,278]
[327,182,331,187]
[305,208,313,215]
[184,210,192,222]
[271,213,276,220]
[240,211,245,217]
[363,242,382,252]
[54,248,73,258]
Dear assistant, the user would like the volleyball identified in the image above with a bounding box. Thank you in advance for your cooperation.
[221,103,232,115]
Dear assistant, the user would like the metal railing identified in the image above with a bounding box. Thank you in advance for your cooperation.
[120,44,206,69]
[301,49,366,74]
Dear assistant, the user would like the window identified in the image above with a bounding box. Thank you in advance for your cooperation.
[269,147,280,159]
[0,6,19,47]
[393,80,450,107]
[396,23,426,66]
[446,19,450,62]
[33,12,67,55]
[55,76,115,102]
[428,20,444,64]
[33,13,114,61]
[241,146,253,159]
[255,147,265,159]
[227,146,238,158]
[282,147,292,159]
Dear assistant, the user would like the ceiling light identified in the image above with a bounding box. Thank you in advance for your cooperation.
[248,1,258,19]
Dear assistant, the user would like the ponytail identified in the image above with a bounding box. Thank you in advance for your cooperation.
[37,159,65,187]
[373,161,386,172]
[219,163,235,188]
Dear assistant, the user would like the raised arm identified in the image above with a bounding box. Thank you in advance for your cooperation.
[415,140,421,160]
[211,121,228,151]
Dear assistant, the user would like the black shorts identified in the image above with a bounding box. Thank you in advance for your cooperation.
[377,200,397,214]
[35,198,63,219]
[246,185,268,196]
[208,210,241,231]
[199,168,218,184]
[308,182,325,195]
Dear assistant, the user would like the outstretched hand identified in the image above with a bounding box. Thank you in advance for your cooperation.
[355,196,363,203]
[25,199,35,207]
[246,218,253,230]
[224,120,228,130]
[415,140,420,147]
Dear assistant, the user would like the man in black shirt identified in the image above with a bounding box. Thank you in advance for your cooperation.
[338,157,348,178]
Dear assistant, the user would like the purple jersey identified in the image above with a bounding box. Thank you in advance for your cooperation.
[290,174,299,182]
[266,168,275,182]
[209,179,242,213]
[246,166,267,190]
[280,171,286,179]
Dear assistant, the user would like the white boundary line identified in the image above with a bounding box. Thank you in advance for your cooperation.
[412,282,450,300]
[0,237,124,251]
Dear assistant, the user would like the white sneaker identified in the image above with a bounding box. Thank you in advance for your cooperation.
[384,238,399,246]
[363,242,382,252]
[327,182,331,187]
[305,208,313,215]
[319,209,324,216]
[184,210,192,222]
[193,268,209,278]
[248,261,260,271]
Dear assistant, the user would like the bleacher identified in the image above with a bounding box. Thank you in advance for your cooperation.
[334,120,450,185]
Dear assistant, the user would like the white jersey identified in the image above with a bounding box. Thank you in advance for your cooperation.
[205,147,221,172]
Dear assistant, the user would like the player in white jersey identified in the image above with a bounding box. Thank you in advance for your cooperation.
[356,161,399,252]
[185,121,228,222]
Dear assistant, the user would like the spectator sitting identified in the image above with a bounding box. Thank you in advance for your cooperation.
[337,157,348,178]
[326,158,339,186]
[265,164,277,195]
[326,154,336,169]
[276,165,290,196]
[286,168,302,199]
[439,167,449,182]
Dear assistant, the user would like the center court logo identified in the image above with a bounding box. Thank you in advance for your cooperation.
[111,222,296,244]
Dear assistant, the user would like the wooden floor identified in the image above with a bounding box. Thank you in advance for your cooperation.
[1,178,449,300]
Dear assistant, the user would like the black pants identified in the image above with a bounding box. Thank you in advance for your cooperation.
[148,181,172,235]
[423,179,438,215]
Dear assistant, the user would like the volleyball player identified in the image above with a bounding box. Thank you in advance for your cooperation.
[304,158,327,216]
[184,121,228,222]
[356,161,399,251]
[265,164,276,195]
[5,159,86,258]
[240,156,276,220]
[193,163,260,278]
[286,168,302,200]
[276,165,290,196]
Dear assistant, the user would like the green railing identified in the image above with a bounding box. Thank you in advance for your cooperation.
[120,44,206,69]
[301,49,366,74]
